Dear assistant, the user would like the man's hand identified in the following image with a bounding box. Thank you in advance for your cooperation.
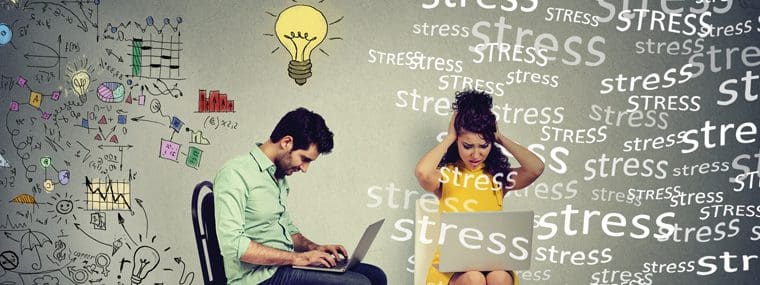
[293,250,337,267]
[315,244,348,261]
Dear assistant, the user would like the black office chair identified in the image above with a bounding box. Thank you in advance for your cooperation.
[191,181,227,285]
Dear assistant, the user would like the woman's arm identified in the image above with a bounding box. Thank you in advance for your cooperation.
[415,113,457,196]
[496,132,545,191]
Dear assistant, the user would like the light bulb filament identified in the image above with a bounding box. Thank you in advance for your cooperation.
[283,31,318,62]
[284,31,318,41]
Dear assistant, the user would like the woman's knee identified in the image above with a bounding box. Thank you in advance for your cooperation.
[485,271,513,285]
[451,271,486,285]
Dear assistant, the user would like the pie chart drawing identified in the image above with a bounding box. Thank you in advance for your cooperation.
[96,82,125,103]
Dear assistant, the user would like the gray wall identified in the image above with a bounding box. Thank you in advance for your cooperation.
[1,0,759,284]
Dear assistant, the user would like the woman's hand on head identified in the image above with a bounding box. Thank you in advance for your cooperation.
[494,123,506,146]
[447,111,458,140]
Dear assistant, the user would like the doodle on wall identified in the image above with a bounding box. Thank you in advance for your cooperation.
[124,17,184,81]
[1,1,201,284]
[84,175,132,212]
[269,4,342,85]
[0,22,12,46]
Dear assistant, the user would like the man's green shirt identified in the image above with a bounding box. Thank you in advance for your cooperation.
[214,144,300,284]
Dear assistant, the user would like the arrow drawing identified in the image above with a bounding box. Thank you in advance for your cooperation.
[174,257,195,285]
[130,115,166,126]
[135,199,149,237]
[104,48,123,62]
[74,223,111,248]
[117,213,137,246]
[76,140,92,163]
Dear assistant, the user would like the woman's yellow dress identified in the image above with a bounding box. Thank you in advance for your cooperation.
[425,161,519,285]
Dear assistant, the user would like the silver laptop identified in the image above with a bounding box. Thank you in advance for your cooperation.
[438,211,533,272]
[292,219,384,273]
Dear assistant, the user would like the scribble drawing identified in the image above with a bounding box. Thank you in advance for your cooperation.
[128,33,183,80]
[33,274,59,285]
[104,16,182,36]
[189,130,210,145]
[84,176,132,211]
[90,212,106,230]
[0,215,27,230]
[22,0,98,33]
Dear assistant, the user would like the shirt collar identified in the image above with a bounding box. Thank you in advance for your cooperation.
[250,143,276,173]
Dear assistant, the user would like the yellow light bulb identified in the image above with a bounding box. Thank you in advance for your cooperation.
[71,70,91,97]
[275,5,327,85]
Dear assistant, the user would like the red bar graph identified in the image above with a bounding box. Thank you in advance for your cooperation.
[198,89,234,113]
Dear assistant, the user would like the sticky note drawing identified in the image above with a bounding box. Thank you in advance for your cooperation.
[159,139,180,161]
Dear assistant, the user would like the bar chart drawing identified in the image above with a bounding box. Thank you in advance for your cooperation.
[129,33,183,80]
[197,89,235,113]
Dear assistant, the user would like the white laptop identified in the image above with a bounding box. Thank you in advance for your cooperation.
[292,219,384,273]
[438,211,533,272]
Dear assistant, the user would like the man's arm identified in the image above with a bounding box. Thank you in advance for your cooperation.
[292,233,319,252]
[240,239,334,267]
[292,233,348,261]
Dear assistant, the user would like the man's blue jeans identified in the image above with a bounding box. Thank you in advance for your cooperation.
[260,263,387,285]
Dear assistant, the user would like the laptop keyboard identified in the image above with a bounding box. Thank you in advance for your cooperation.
[314,258,349,269]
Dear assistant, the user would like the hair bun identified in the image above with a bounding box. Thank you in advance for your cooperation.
[452,90,493,112]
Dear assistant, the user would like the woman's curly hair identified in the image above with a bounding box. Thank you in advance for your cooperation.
[439,90,513,189]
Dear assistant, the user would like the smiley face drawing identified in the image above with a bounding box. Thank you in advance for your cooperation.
[55,200,73,214]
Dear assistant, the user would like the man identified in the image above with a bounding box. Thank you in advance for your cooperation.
[213,108,386,285]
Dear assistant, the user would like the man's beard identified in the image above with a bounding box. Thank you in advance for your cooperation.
[274,154,297,178]
[274,166,289,178]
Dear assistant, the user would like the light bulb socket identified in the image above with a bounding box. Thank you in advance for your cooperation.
[288,60,312,86]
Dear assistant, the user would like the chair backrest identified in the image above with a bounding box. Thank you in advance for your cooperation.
[191,181,227,285]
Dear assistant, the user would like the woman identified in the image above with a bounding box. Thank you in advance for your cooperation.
[415,90,545,285]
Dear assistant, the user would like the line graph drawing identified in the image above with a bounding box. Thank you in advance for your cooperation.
[104,16,182,35]
[0,214,28,230]
[84,174,132,212]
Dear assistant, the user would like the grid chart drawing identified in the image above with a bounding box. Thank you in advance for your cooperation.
[129,33,183,80]
[84,177,132,211]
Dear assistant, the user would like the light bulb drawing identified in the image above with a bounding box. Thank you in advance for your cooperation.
[131,246,160,285]
[67,59,96,103]
[71,71,90,97]
[274,5,327,85]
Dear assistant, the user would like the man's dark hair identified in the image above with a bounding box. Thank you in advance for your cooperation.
[270,107,334,154]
